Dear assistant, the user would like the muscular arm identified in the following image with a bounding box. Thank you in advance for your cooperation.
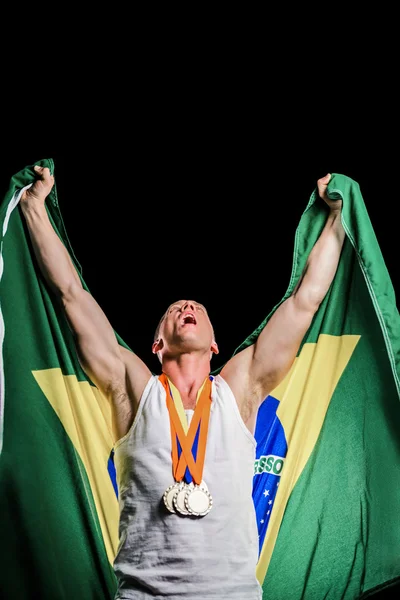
[221,174,345,428]
[20,167,152,438]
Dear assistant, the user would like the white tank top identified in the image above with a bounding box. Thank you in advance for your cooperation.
[113,374,262,600]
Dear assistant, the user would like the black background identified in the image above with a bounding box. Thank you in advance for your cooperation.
[2,126,399,375]
[2,65,400,598]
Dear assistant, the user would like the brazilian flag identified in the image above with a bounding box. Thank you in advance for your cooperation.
[1,159,399,599]
[0,159,123,599]
[237,176,400,599]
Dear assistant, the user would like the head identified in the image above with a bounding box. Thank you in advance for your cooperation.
[152,300,219,364]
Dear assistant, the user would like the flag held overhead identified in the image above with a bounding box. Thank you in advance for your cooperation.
[1,162,399,599]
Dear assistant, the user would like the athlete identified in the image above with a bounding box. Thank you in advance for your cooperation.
[20,167,345,599]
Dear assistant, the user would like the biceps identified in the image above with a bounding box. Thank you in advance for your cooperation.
[252,297,315,390]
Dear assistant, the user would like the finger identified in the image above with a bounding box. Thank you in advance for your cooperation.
[33,165,45,177]
[33,165,53,183]
[317,173,331,200]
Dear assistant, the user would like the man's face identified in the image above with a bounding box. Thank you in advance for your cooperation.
[153,300,218,358]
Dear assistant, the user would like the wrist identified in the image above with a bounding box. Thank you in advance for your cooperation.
[20,200,47,223]
[329,204,342,217]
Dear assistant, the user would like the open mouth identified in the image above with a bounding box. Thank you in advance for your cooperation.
[181,312,197,326]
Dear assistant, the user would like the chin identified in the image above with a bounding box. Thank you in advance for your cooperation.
[177,333,204,348]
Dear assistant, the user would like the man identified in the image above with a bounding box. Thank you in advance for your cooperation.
[21,166,345,600]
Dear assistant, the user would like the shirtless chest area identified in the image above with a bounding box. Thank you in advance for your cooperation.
[179,393,197,410]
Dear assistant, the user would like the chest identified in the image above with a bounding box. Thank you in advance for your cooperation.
[180,393,197,410]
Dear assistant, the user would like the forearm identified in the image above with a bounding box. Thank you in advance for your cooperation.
[21,203,82,297]
[294,208,345,308]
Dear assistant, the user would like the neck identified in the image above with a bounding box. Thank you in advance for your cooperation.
[161,353,211,396]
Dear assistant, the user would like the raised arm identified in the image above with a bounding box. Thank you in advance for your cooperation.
[221,174,345,429]
[20,166,152,438]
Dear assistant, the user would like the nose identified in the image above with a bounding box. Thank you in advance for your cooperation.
[181,301,195,312]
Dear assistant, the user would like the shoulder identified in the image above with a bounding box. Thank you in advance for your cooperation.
[219,348,260,415]
[220,345,255,399]
[119,345,154,406]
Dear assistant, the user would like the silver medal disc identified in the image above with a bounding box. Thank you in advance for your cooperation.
[185,484,213,517]
[173,482,193,515]
[163,482,181,514]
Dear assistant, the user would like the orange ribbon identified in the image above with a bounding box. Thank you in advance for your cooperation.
[159,373,212,485]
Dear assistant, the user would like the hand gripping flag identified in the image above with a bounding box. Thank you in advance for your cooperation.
[0,159,124,599]
[1,160,399,599]
[220,175,400,599]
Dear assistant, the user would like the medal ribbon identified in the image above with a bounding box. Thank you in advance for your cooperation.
[159,373,212,486]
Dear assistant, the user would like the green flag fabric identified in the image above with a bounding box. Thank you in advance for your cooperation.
[226,174,400,599]
[0,159,122,599]
[1,159,399,599]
